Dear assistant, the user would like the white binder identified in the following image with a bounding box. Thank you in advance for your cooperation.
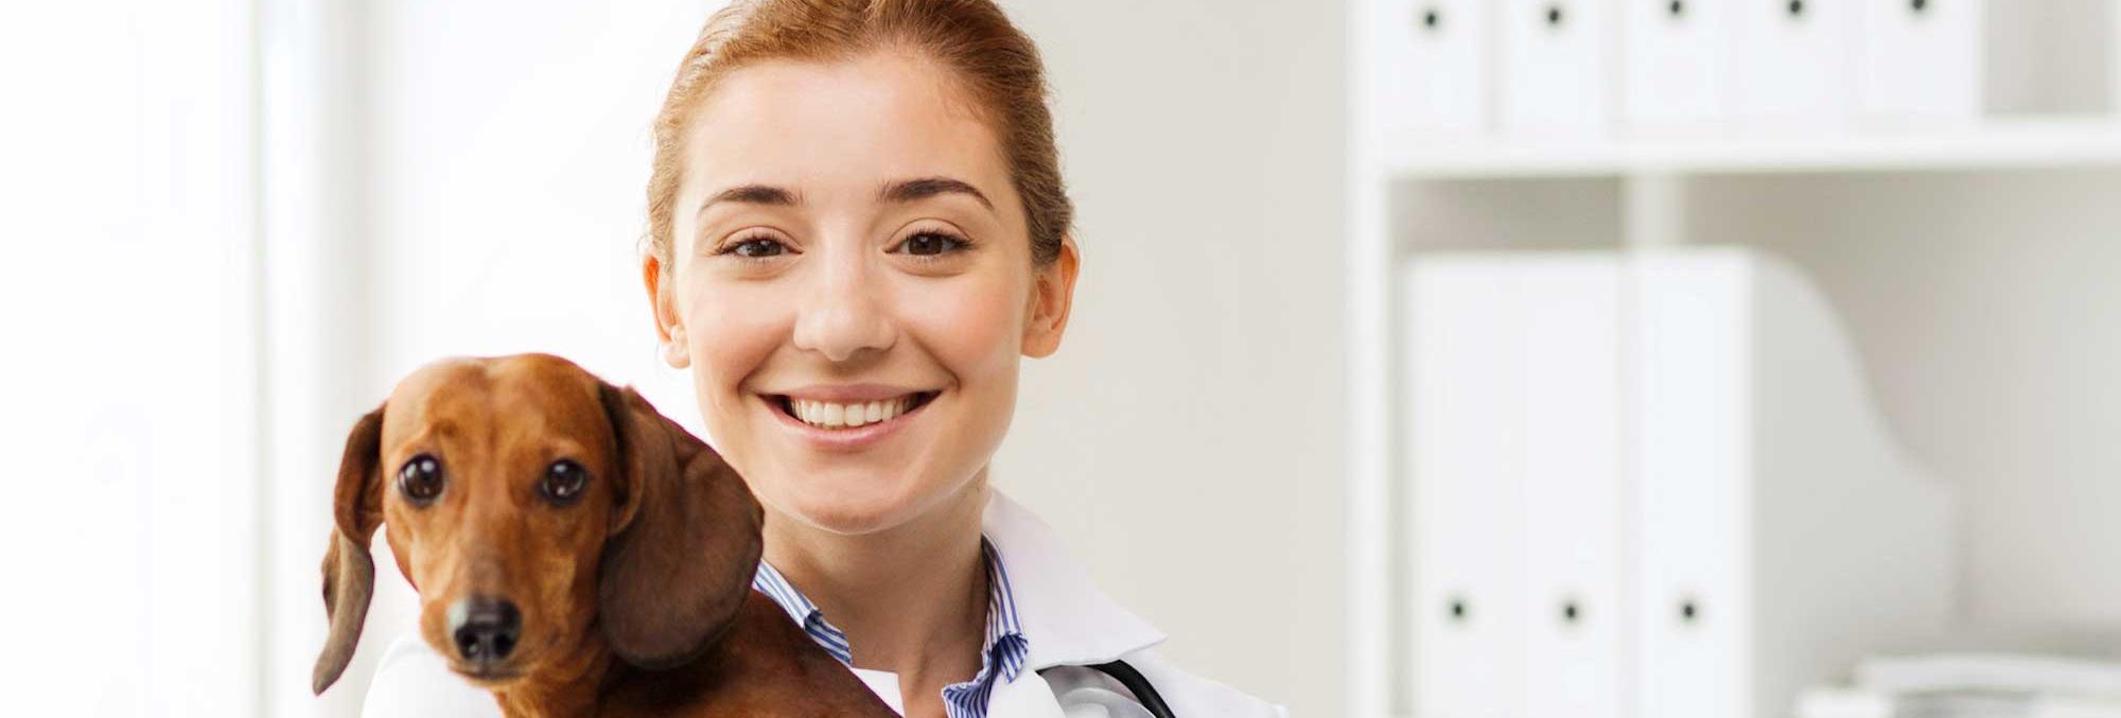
[1406,255,1627,718]
[1630,249,1955,718]
[1518,257,1627,718]
[1630,252,1751,718]
[1731,0,1856,127]
[1499,0,1615,135]
[1856,0,1983,126]
[1403,250,1957,718]
[1373,0,1491,148]
[1622,0,1733,132]
[1406,259,1530,718]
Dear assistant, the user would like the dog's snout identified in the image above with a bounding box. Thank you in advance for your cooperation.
[449,596,522,664]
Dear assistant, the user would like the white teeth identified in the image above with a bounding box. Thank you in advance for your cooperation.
[788,395,919,430]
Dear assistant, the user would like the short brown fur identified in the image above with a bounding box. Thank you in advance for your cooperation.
[312,353,895,717]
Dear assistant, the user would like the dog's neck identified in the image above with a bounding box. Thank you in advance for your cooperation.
[490,634,620,718]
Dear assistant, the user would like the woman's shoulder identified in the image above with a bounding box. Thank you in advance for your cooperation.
[1112,648,1289,718]
[359,632,501,717]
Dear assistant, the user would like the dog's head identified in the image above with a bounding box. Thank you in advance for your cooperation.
[311,354,763,695]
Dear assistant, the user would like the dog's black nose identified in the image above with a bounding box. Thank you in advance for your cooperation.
[449,596,521,664]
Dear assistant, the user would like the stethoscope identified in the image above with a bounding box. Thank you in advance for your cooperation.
[1039,659,1175,718]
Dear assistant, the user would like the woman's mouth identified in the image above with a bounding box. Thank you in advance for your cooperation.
[769,391,938,430]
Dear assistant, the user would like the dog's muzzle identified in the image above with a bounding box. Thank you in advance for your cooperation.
[449,595,523,667]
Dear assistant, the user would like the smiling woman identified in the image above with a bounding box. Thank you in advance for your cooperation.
[357,1,1283,717]
[650,49,1060,540]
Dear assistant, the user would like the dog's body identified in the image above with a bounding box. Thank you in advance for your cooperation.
[310,354,896,717]
[584,592,886,716]
[476,590,891,717]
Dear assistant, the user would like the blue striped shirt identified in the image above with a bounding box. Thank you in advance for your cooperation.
[751,537,1028,718]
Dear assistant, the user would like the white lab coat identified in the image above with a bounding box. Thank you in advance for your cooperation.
[358,490,1285,717]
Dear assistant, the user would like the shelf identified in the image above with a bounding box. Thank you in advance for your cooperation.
[1381,117,2121,179]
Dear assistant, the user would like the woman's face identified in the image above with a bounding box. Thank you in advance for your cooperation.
[646,52,1076,536]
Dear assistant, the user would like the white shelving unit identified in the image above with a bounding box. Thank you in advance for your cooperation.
[1347,2,2121,717]
[1384,118,2121,179]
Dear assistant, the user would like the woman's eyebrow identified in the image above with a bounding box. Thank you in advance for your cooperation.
[880,176,994,211]
[698,184,801,216]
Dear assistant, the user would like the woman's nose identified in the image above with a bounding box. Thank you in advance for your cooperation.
[791,253,895,362]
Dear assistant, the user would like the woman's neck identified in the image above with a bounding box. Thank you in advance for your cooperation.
[760,475,992,688]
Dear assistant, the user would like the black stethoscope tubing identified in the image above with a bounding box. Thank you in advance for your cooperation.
[1084,659,1176,718]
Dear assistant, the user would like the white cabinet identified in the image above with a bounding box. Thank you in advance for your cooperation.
[1499,0,1617,135]
[1731,0,1857,127]
[1856,0,1983,125]
[1622,0,1734,131]
[1373,0,1492,145]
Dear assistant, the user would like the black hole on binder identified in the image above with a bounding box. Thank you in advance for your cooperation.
[1680,598,1702,624]
[1422,7,1441,30]
[1787,0,1805,18]
[1546,4,1565,27]
[1669,0,1685,18]
[1910,0,1928,13]
[1448,597,1470,623]
[1562,600,1582,625]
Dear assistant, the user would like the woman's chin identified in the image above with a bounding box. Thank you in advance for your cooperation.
[769,480,928,536]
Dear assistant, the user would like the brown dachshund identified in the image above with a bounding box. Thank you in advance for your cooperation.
[310,354,897,717]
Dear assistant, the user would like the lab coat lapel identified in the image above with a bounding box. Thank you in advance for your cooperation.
[986,668,1071,718]
[980,490,1167,671]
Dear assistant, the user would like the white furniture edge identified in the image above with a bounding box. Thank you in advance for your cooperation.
[1386,117,2121,178]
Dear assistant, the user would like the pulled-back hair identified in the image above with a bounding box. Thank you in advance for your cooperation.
[646,0,1071,267]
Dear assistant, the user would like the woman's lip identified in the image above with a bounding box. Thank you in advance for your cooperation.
[759,391,932,451]
[772,384,934,402]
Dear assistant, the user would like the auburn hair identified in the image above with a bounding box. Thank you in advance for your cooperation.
[645,0,1071,267]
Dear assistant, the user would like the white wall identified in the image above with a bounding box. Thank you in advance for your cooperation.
[363,0,710,399]
[2,0,264,714]
[995,1,1348,714]
[318,0,1350,715]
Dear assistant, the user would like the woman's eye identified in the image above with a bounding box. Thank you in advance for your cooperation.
[398,455,445,506]
[722,236,787,258]
[541,459,590,506]
[898,231,967,257]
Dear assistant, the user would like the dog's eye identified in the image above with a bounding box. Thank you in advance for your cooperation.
[398,455,445,505]
[541,459,589,505]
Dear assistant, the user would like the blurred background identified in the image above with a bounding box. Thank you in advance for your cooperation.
[1356,1,2121,718]
[10,0,2121,716]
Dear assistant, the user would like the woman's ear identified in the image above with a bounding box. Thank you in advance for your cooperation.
[642,254,690,368]
[1022,235,1080,358]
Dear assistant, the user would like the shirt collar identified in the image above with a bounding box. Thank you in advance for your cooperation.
[746,488,1166,677]
[750,557,853,662]
[750,536,1030,683]
[980,538,1028,680]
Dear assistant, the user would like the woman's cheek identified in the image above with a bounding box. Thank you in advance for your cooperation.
[682,280,784,421]
[917,271,1026,386]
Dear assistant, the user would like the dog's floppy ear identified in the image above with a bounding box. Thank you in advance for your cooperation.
[313,404,386,695]
[597,383,764,669]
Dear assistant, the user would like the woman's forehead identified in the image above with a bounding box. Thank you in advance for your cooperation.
[678,53,1016,209]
